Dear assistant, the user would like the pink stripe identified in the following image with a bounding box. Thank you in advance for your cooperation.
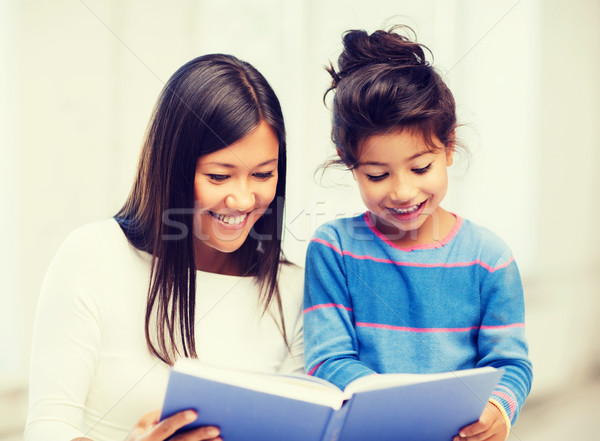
[311,237,514,273]
[480,323,525,330]
[364,211,463,251]
[497,385,517,404]
[307,361,324,376]
[355,322,525,333]
[356,322,479,333]
[493,391,516,418]
[303,303,353,314]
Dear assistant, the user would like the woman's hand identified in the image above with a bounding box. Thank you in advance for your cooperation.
[125,409,221,441]
[453,402,509,441]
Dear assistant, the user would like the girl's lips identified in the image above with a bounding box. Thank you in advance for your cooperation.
[387,201,426,222]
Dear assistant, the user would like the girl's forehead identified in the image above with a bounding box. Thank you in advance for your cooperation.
[357,130,442,162]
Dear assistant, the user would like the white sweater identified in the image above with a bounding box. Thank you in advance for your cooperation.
[25,219,304,441]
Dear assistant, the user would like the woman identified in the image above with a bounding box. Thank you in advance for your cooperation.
[26,54,303,441]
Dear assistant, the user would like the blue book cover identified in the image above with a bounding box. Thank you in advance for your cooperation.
[160,360,503,441]
[338,368,504,441]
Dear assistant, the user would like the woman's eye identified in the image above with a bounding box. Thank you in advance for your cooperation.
[208,174,230,182]
[253,171,274,180]
[366,173,388,182]
[412,164,432,175]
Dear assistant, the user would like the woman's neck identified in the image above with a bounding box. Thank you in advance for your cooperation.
[193,241,242,276]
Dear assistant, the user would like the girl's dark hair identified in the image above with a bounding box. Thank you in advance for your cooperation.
[114,54,288,365]
[325,26,457,168]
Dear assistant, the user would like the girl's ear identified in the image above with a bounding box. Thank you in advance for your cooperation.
[338,148,357,179]
[445,132,456,166]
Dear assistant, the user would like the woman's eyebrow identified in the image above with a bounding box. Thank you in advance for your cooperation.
[255,158,278,167]
[201,162,236,168]
[200,158,278,168]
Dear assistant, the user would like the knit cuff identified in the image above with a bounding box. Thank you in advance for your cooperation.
[489,398,511,440]
[490,385,518,422]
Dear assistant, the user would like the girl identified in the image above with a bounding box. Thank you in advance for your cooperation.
[26,54,304,441]
[304,27,532,441]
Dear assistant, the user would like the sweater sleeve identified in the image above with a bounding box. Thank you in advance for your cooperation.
[25,230,102,441]
[477,255,533,426]
[303,228,376,390]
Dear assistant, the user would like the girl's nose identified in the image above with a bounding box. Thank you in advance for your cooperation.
[389,176,417,203]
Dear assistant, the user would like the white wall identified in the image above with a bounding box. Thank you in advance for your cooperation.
[2,0,599,405]
[0,0,21,379]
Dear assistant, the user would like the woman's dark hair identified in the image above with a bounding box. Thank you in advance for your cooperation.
[114,54,288,365]
[325,26,458,168]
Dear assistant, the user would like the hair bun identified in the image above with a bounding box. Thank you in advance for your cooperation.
[327,26,430,90]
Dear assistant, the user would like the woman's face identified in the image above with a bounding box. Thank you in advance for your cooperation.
[193,121,279,269]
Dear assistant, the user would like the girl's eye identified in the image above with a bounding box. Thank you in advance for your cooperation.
[253,171,274,180]
[366,173,388,182]
[412,164,432,175]
[208,174,230,182]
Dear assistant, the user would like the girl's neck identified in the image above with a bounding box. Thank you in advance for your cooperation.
[373,207,457,249]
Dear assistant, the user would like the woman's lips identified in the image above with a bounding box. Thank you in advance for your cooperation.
[209,211,250,230]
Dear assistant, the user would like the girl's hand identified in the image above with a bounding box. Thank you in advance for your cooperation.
[453,402,509,441]
[125,409,221,441]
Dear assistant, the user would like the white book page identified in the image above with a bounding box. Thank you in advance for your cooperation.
[344,367,497,395]
[173,359,346,409]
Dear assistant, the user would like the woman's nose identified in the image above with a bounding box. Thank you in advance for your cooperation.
[225,182,256,211]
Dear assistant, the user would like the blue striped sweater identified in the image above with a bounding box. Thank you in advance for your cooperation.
[303,212,532,425]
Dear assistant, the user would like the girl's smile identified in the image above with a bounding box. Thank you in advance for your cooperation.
[387,200,427,221]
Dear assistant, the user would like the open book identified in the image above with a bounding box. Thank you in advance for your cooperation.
[160,359,503,441]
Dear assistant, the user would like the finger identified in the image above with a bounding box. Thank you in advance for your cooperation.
[453,433,495,441]
[453,420,505,441]
[149,410,198,440]
[171,426,221,441]
[457,420,490,438]
[129,409,162,438]
[138,410,161,427]
[453,430,495,441]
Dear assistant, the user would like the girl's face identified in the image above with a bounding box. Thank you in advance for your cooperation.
[193,121,279,270]
[352,129,454,246]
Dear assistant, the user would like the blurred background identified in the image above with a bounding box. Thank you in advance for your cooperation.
[1,0,599,440]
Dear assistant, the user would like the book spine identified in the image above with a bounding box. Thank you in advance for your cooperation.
[319,400,353,441]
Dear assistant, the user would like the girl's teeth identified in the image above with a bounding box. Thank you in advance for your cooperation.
[214,213,247,225]
[391,203,421,214]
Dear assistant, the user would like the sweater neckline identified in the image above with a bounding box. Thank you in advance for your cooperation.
[364,211,463,252]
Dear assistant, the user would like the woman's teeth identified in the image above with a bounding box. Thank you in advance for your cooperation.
[212,212,248,225]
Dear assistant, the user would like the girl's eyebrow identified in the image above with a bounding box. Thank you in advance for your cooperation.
[356,160,387,167]
[357,150,431,167]
[200,158,278,168]
[408,150,432,160]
